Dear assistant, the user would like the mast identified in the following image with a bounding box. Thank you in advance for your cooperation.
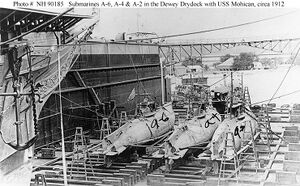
[230,71,233,119]
[241,72,244,101]
[57,34,68,186]
[160,58,165,104]
[223,74,227,87]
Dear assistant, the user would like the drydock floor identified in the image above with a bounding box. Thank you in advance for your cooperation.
[31,107,300,186]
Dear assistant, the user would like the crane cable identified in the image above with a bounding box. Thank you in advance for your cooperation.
[266,41,300,105]
[251,89,300,105]
[125,10,299,42]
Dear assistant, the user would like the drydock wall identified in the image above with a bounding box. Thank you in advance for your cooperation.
[36,42,163,147]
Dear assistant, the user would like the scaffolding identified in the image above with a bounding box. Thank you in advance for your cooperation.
[34,174,47,186]
[119,111,128,127]
[70,127,95,180]
[218,132,240,185]
[258,105,273,157]
[239,121,260,173]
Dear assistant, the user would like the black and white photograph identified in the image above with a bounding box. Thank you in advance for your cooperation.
[1,0,300,185]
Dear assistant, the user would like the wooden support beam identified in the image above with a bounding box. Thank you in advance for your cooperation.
[113,173,134,186]
[32,142,101,172]
[261,132,284,182]
[284,151,300,161]
[236,132,260,155]
[288,143,300,151]
[166,177,205,184]
[119,169,138,183]
[285,136,300,143]
[284,130,299,137]
[7,12,32,30]
[164,173,206,180]
[276,171,297,185]
[30,177,101,185]
[54,75,161,94]
[147,174,165,186]
[283,160,300,173]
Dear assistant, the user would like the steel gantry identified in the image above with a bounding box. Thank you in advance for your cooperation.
[158,37,300,65]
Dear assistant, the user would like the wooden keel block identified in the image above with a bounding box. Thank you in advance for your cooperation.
[288,143,300,151]
[290,115,300,122]
[283,130,299,137]
[186,181,206,186]
[283,160,300,173]
[270,116,281,121]
[263,182,277,186]
[131,162,148,174]
[276,171,297,185]
[113,173,133,186]
[291,110,300,115]
[205,178,228,186]
[284,151,300,161]
[165,178,203,184]
[284,136,300,143]
[147,174,165,186]
[285,126,299,131]
[105,177,125,186]
[163,182,186,186]
[102,179,122,186]
[125,165,144,178]
[119,169,138,184]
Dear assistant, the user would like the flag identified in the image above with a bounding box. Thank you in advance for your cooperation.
[127,88,136,101]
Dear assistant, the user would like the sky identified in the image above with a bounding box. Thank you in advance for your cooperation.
[2,0,300,42]
[93,8,300,41]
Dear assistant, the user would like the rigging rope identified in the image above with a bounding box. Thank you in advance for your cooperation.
[26,46,39,135]
[127,44,149,96]
[125,10,299,42]
[266,41,300,105]
[59,94,118,119]
[56,35,68,186]
[251,89,300,106]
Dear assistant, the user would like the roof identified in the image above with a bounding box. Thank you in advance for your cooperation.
[213,86,230,93]
[0,8,91,34]
[1,7,91,18]
[187,65,203,69]
[217,57,235,68]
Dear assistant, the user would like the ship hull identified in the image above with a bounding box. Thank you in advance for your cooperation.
[0,42,80,185]
[103,102,175,156]
[164,107,221,159]
[0,17,97,185]
[209,109,258,160]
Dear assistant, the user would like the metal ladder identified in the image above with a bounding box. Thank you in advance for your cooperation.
[119,111,128,127]
[218,132,240,186]
[34,174,47,186]
[70,127,94,180]
[239,121,260,173]
[244,86,251,105]
[100,118,111,140]
[259,105,272,157]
